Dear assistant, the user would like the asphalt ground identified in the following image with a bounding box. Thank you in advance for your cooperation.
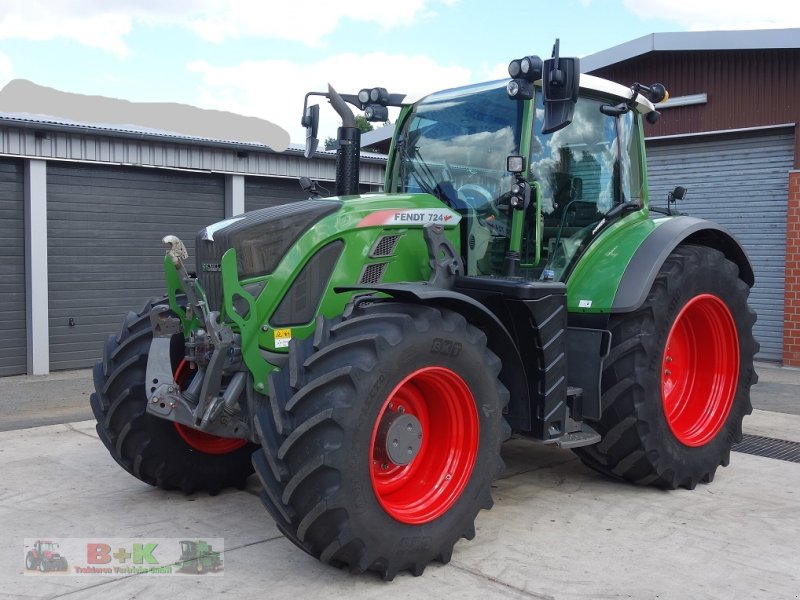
[1,363,799,599]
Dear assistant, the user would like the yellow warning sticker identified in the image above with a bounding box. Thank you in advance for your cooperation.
[274,328,292,348]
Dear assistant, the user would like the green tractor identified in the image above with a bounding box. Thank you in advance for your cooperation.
[177,540,223,574]
[91,42,757,580]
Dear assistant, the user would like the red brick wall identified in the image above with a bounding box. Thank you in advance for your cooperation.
[784,170,800,366]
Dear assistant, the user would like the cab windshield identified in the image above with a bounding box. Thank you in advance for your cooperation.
[390,80,523,274]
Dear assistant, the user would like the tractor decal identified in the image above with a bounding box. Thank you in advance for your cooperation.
[358,208,461,228]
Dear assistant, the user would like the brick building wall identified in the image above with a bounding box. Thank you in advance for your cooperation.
[784,170,800,366]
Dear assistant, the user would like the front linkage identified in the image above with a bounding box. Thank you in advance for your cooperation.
[145,235,252,443]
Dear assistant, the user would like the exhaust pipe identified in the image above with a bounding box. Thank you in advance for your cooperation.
[327,84,360,196]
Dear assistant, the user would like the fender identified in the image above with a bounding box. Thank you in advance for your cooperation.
[337,282,531,432]
[612,215,754,312]
[566,213,754,314]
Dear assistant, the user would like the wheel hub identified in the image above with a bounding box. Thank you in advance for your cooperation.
[376,411,423,466]
[369,366,479,525]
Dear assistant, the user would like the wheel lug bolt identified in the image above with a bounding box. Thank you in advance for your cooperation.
[381,463,389,470]
[666,356,673,363]
[398,406,405,414]
[444,473,452,481]
[665,369,672,376]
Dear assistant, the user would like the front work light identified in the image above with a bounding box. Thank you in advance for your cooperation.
[509,55,543,82]
[506,155,525,174]
[507,79,534,100]
[364,104,389,122]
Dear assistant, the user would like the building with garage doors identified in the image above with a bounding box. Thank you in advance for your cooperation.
[0,114,386,376]
[582,28,800,365]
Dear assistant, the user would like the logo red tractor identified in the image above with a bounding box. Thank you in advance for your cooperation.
[25,540,69,572]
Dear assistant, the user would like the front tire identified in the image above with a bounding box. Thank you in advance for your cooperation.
[90,297,256,495]
[252,302,510,580]
[574,245,758,489]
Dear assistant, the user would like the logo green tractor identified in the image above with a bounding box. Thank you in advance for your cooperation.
[177,540,222,574]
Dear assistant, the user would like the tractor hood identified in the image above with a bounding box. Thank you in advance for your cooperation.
[195,193,460,310]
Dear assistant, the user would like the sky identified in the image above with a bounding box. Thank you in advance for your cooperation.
[0,0,798,146]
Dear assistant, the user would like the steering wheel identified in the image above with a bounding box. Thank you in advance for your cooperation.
[457,183,495,211]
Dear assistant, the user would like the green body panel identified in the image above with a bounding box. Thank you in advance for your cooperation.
[166,193,460,391]
[565,212,672,313]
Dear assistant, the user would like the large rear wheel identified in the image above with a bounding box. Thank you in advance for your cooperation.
[90,297,256,494]
[573,245,758,489]
[252,302,510,580]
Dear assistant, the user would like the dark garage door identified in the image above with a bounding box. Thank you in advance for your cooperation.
[47,164,225,371]
[245,177,311,212]
[0,159,26,375]
[245,176,380,212]
[647,128,794,362]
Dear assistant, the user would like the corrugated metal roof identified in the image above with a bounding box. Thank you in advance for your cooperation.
[0,111,387,162]
[582,28,800,72]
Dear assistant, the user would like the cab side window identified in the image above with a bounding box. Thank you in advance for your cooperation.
[528,94,639,280]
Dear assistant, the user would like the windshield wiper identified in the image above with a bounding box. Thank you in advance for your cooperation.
[397,137,449,203]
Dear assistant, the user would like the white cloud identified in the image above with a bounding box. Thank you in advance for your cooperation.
[188,53,472,144]
[0,51,13,88]
[187,1,431,45]
[0,0,449,55]
[623,0,800,30]
[480,61,511,81]
[0,3,132,56]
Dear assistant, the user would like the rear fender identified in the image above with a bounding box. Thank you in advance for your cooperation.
[567,214,754,314]
[612,216,754,312]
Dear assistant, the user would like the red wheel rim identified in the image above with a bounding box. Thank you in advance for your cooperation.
[172,359,248,455]
[661,294,739,447]
[369,366,479,525]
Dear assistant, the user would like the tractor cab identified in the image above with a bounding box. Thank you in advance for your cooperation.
[387,70,656,284]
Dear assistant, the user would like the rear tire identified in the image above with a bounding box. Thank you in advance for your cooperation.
[90,296,256,495]
[574,245,758,489]
[252,302,510,580]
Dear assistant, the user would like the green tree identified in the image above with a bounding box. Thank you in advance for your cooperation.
[355,115,374,133]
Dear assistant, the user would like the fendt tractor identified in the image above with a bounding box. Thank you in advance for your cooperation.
[91,42,758,580]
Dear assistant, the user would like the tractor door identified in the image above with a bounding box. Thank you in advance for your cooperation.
[522,92,644,281]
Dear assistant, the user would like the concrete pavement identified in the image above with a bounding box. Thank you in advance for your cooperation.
[2,409,799,599]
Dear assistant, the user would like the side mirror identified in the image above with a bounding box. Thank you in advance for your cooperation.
[670,186,687,201]
[542,39,580,135]
[301,104,319,159]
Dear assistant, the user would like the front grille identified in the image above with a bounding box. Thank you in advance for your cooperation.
[197,241,224,312]
[359,262,387,285]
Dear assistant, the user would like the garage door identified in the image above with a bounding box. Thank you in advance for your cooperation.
[245,177,312,212]
[47,164,225,371]
[245,176,381,212]
[0,159,26,376]
[646,128,795,361]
